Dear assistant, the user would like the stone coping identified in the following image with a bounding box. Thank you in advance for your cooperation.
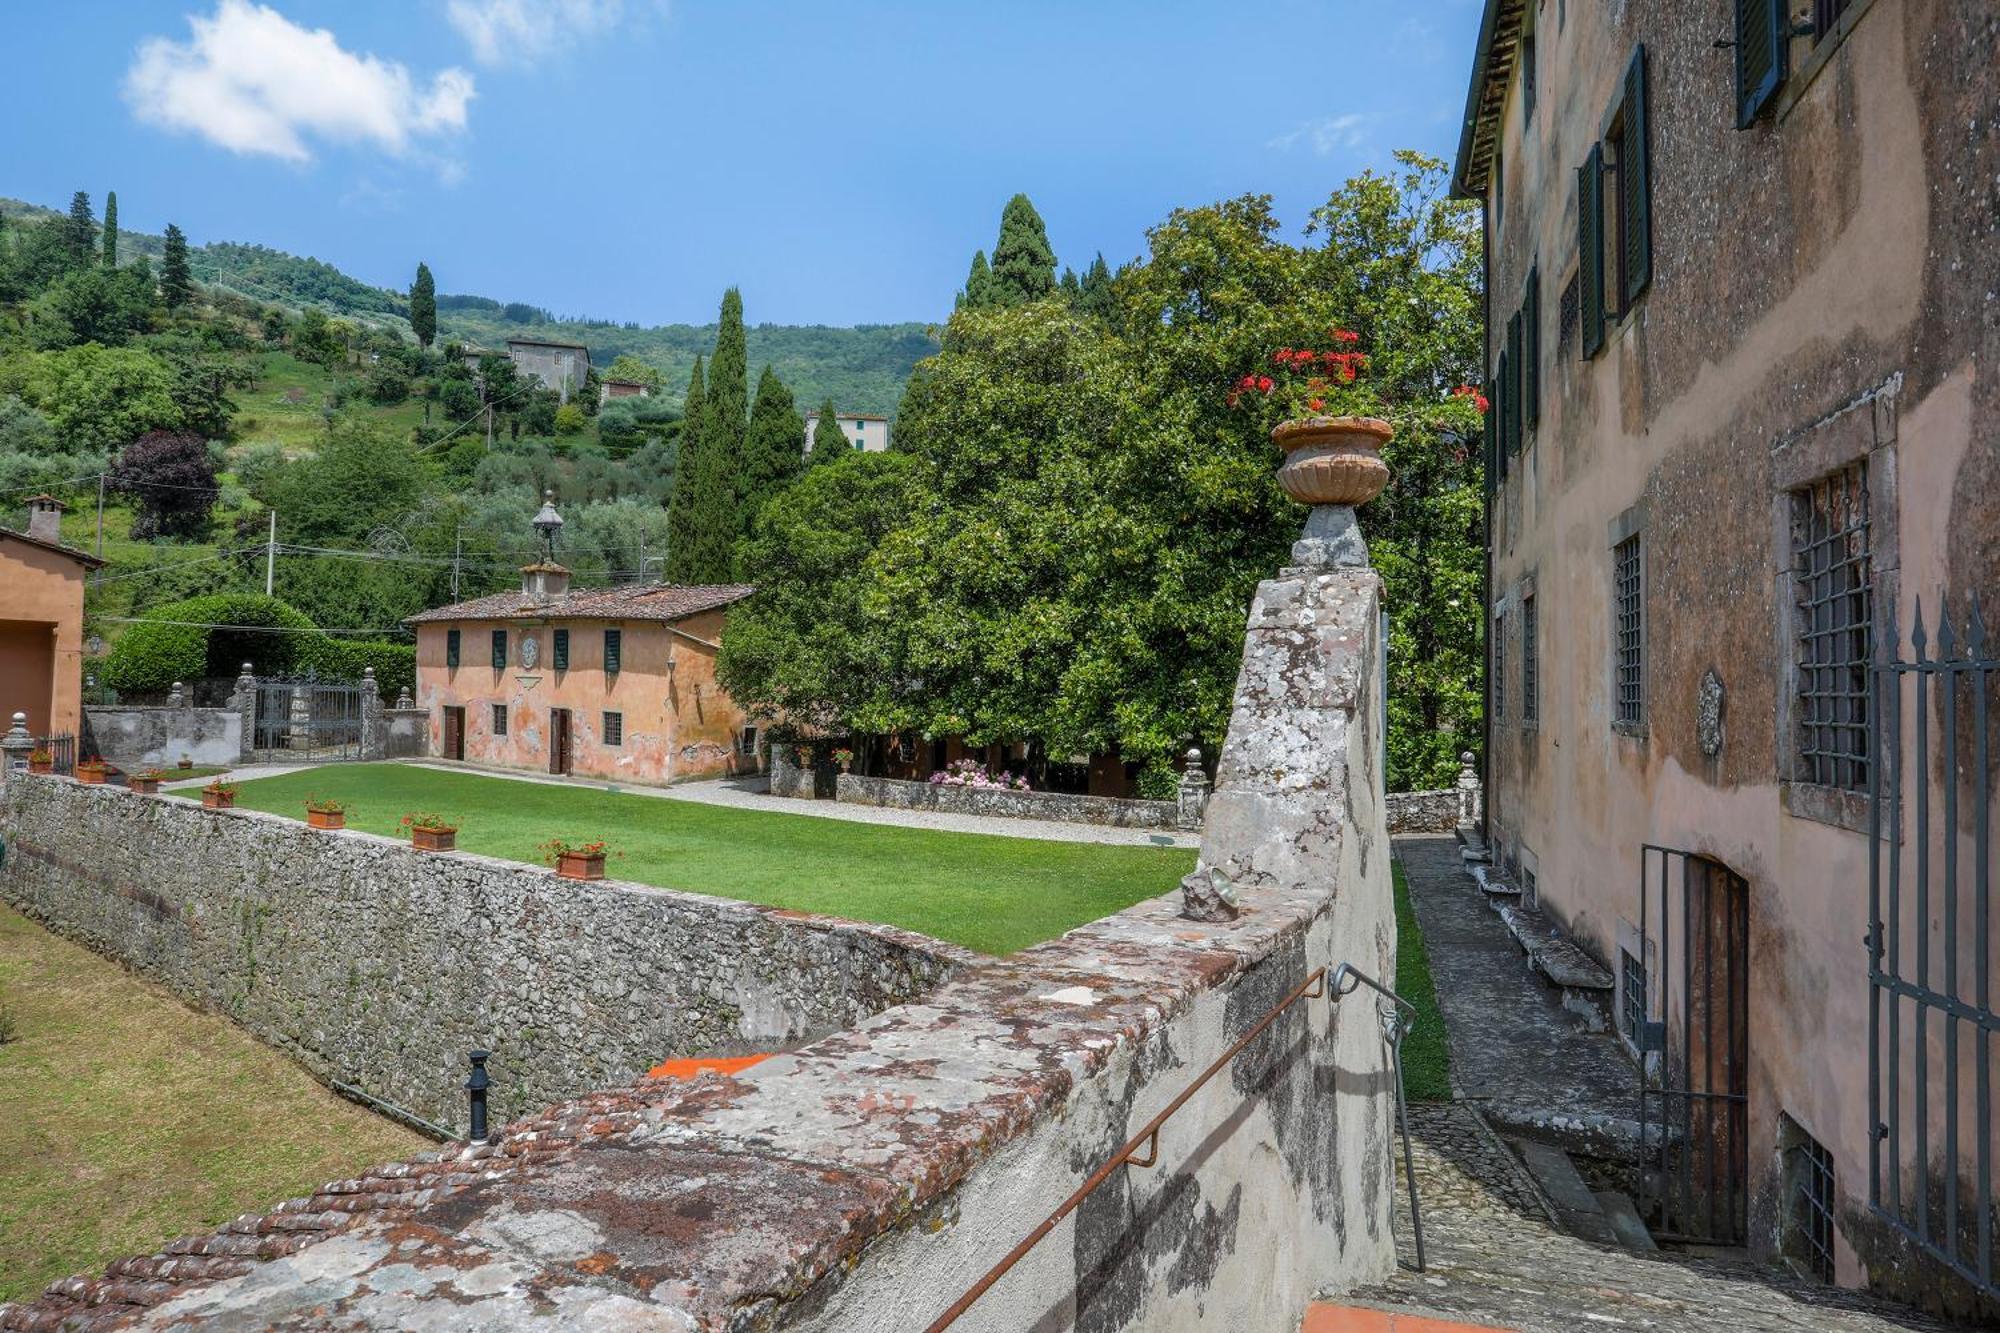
[0,811,1345,1330]
[836,770,1182,830]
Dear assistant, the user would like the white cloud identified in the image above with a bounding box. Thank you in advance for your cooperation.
[125,0,475,165]
[1267,113,1372,157]
[445,0,648,67]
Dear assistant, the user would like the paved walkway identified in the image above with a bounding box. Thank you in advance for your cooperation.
[1322,1103,1957,1333]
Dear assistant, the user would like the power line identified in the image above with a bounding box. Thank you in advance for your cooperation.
[94,615,410,637]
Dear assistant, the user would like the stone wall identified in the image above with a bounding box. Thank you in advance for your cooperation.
[381,706,427,759]
[836,771,1184,830]
[82,704,241,770]
[0,776,966,1130]
[1385,787,1459,833]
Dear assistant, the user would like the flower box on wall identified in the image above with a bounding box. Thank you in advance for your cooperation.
[555,851,606,881]
[306,808,345,831]
[410,825,456,852]
[127,774,162,795]
[201,787,236,810]
[75,763,109,786]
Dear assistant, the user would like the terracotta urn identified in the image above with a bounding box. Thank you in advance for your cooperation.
[411,825,457,852]
[306,808,346,831]
[1272,416,1393,507]
[556,851,606,881]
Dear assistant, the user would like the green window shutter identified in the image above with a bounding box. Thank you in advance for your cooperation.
[446,629,460,668]
[1524,267,1542,430]
[1735,0,1786,128]
[1579,148,1606,359]
[1623,47,1653,306]
[491,630,507,669]
[1505,311,1524,456]
[553,628,569,671]
[1496,349,1511,475]
[604,628,621,674]
[1483,383,1498,492]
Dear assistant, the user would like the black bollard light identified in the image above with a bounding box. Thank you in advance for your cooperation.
[466,1049,491,1142]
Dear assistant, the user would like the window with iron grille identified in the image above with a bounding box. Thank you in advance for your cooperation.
[1620,946,1649,1041]
[1522,593,1539,725]
[603,711,623,746]
[604,628,622,675]
[553,628,569,671]
[1791,463,1871,790]
[1782,1118,1837,1282]
[492,703,507,736]
[490,629,507,670]
[1494,612,1507,722]
[1614,534,1644,727]
[446,629,460,668]
[1812,0,1851,44]
[738,726,758,758]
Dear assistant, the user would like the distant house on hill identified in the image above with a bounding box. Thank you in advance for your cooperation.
[802,410,890,455]
[505,338,591,403]
[600,379,651,404]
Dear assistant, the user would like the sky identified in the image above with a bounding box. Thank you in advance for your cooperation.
[2,1,1484,327]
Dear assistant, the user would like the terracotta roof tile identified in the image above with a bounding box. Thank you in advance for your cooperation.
[404,581,753,626]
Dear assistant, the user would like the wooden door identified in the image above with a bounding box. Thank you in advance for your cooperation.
[550,708,572,775]
[442,706,464,761]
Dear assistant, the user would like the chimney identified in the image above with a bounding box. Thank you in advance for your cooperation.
[25,494,65,545]
[521,562,571,603]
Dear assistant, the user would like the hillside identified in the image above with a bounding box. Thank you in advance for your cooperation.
[0,196,936,416]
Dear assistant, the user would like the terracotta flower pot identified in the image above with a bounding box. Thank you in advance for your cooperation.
[128,778,161,795]
[176,759,194,770]
[411,826,457,852]
[556,852,606,881]
[202,790,236,810]
[76,767,108,786]
[27,759,51,775]
[306,809,346,830]
[1271,416,1393,507]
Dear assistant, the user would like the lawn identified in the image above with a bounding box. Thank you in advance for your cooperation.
[1392,861,1453,1102]
[0,905,424,1303]
[220,764,1195,956]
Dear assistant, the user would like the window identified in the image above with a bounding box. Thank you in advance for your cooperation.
[1577,145,1606,358]
[492,703,507,736]
[1505,310,1525,456]
[491,629,508,670]
[1791,462,1872,791]
[1495,348,1513,477]
[603,628,622,674]
[1493,611,1508,722]
[1812,0,1852,41]
[1577,46,1651,356]
[446,629,460,669]
[1523,265,1542,432]
[1620,946,1649,1042]
[1781,1117,1837,1283]
[603,711,623,746]
[553,628,569,671]
[1736,0,1788,127]
[1614,534,1644,728]
[1521,16,1537,119]
[1521,592,1539,725]
[737,726,758,759]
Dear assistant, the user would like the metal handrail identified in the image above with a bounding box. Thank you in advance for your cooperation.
[925,959,1426,1331]
[1330,962,1427,1273]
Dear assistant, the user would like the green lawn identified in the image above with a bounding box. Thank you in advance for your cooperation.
[1392,861,1453,1101]
[0,905,424,1303]
[220,764,1194,956]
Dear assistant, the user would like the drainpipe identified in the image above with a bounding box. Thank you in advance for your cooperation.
[1480,194,1495,850]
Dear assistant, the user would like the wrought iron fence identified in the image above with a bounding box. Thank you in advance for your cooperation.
[252,674,364,761]
[1869,592,1999,1298]
[33,733,76,775]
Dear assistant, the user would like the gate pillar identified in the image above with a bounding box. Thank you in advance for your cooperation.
[230,662,257,763]
[359,668,385,761]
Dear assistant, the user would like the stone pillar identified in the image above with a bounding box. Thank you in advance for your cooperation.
[231,662,258,762]
[359,667,384,761]
[395,685,414,710]
[1,711,34,786]
[1455,752,1483,829]
[1175,746,1211,832]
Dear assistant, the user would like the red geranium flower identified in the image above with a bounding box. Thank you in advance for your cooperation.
[1257,376,1274,393]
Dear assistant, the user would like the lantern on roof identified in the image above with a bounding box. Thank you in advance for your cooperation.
[532,490,564,562]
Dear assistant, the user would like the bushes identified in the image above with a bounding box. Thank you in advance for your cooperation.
[98,592,411,693]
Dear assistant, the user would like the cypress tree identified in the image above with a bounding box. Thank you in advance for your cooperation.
[809,398,848,467]
[663,356,709,582]
[160,223,194,309]
[63,191,94,268]
[668,288,750,581]
[989,194,1057,305]
[737,364,804,547]
[410,261,437,348]
[958,250,994,310]
[1078,252,1115,320]
[101,191,119,267]
[1059,265,1079,301]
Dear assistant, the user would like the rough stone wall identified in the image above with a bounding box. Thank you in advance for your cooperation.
[1385,788,1459,834]
[83,705,241,771]
[0,777,966,1130]
[836,771,1181,830]
[381,706,427,759]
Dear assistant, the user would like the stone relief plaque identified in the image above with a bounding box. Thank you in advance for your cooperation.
[1697,668,1724,757]
[520,635,540,670]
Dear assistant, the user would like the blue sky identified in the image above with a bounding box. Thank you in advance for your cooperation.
[2,1,1483,326]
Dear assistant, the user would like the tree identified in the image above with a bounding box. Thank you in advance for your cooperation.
[809,398,847,466]
[737,365,804,545]
[603,353,664,392]
[28,262,154,347]
[662,355,707,579]
[410,261,437,348]
[667,292,748,583]
[1077,253,1116,321]
[3,343,182,453]
[989,194,1057,305]
[160,223,194,310]
[261,421,426,545]
[958,251,995,310]
[63,192,94,269]
[101,191,119,267]
[110,431,217,540]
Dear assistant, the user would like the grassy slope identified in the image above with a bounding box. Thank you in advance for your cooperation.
[1392,861,1453,1102]
[0,905,424,1302]
[221,764,1194,957]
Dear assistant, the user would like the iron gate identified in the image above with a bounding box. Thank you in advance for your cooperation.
[1638,844,1750,1245]
[1869,594,1999,1297]
[253,675,364,760]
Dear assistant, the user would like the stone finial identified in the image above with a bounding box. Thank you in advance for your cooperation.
[1455,751,1483,829]
[168,681,185,708]
[395,686,414,710]
[1176,747,1212,832]
[2,711,34,775]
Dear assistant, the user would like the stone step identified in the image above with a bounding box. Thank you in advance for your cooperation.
[1593,1190,1659,1252]
[1511,1139,1620,1248]
[1481,1105,1651,1165]
[1467,863,1518,898]
[1496,902,1615,1031]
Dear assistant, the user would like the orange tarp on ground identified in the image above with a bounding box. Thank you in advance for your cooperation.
[647,1054,770,1080]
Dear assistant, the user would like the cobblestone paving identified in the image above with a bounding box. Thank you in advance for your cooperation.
[1338,1097,1962,1330]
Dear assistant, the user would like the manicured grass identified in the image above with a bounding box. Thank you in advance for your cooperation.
[221,764,1195,956]
[1392,862,1453,1102]
[0,905,424,1303]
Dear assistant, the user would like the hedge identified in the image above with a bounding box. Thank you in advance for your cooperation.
[99,593,414,696]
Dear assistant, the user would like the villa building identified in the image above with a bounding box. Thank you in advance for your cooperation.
[406,561,759,785]
[505,337,592,402]
[1459,0,1997,1314]
[0,495,101,739]
[802,409,890,455]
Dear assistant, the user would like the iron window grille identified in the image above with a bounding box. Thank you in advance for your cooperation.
[1522,594,1539,725]
[604,629,622,675]
[492,704,507,737]
[1615,534,1644,726]
[603,711,623,746]
[490,630,507,670]
[553,629,569,671]
[1791,462,1871,791]
[446,629,460,669]
[1621,946,1649,1041]
[1494,612,1507,722]
[1787,1127,1837,1282]
[1813,0,1852,43]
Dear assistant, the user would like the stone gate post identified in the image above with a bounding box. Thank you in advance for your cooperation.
[231,662,257,763]
[1175,746,1211,831]
[360,667,384,760]
[1,711,34,787]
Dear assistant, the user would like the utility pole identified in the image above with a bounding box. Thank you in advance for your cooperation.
[94,473,106,559]
[265,509,277,595]
[451,526,462,600]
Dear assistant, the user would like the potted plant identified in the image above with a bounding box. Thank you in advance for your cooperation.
[176,757,194,771]
[75,759,110,785]
[540,837,609,881]
[402,812,458,852]
[831,746,855,774]
[201,779,238,810]
[304,796,347,830]
[1232,328,1402,508]
[26,748,51,775]
[128,768,165,795]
